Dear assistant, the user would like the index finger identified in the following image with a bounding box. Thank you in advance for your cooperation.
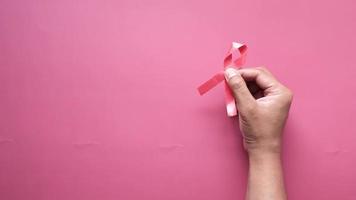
[238,67,280,92]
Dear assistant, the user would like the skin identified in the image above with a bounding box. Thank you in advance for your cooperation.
[224,67,293,200]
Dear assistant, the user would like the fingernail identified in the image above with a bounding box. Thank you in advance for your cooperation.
[224,68,239,80]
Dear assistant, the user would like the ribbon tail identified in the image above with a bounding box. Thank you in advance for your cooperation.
[197,42,247,117]
[197,71,225,95]
[224,81,237,117]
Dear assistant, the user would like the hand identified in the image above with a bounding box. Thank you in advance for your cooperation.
[224,67,293,154]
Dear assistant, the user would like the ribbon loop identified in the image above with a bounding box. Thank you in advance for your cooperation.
[197,42,248,117]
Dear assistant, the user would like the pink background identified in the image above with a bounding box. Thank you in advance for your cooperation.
[1,0,356,199]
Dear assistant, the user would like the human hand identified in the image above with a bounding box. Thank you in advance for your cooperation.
[224,67,293,155]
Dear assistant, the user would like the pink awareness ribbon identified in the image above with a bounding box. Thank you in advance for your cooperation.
[197,42,247,117]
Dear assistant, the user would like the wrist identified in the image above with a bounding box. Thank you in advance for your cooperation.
[245,138,282,156]
[248,148,281,159]
[248,149,282,166]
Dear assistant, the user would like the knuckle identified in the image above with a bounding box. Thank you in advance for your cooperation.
[256,66,273,76]
[255,67,269,76]
[256,66,267,72]
[255,67,263,71]
[250,68,262,76]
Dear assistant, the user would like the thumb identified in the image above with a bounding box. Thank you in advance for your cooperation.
[224,68,255,111]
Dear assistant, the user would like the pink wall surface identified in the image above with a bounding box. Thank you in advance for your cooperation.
[1,0,356,199]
